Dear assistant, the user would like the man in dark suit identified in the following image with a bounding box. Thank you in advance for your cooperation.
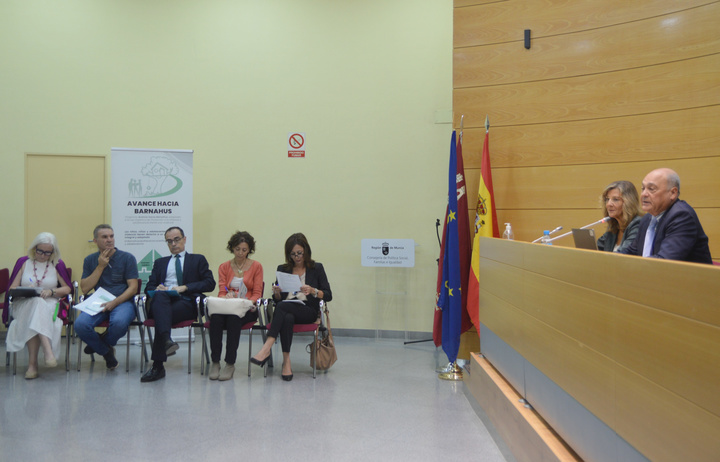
[141,226,216,382]
[621,168,712,264]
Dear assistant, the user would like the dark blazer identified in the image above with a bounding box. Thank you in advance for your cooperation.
[274,262,332,310]
[597,215,642,253]
[145,252,216,300]
[621,200,712,264]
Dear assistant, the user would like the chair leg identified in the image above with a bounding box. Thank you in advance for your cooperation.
[199,326,205,375]
[247,329,253,377]
[12,352,17,376]
[203,329,210,373]
[138,324,145,373]
[187,326,192,374]
[125,330,131,373]
[141,329,149,363]
[312,330,318,379]
[77,339,82,372]
[140,326,147,373]
[261,330,274,369]
[65,331,71,371]
[264,343,269,378]
[200,326,210,376]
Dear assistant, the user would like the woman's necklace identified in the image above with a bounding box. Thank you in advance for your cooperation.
[233,259,248,277]
[32,260,51,286]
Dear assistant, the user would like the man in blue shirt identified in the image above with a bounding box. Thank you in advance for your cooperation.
[75,224,139,370]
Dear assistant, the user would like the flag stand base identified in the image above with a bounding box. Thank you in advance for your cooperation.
[438,362,463,381]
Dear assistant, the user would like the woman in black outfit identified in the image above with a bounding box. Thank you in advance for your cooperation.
[250,233,332,381]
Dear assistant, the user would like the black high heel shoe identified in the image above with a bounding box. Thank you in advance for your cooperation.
[250,356,269,367]
[282,373,293,381]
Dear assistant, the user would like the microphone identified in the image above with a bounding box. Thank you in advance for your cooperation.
[548,217,611,242]
[531,226,563,243]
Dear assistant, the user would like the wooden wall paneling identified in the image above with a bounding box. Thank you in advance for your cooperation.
[696,208,720,260]
[613,300,720,416]
[459,0,720,450]
[615,366,720,462]
[609,252,720,325]
[477,239,720,460]
[454,0,500,9]
[454,0,712,48]
[478,288,527,356]
[519,271,615,356]
[482,239,720,410]
[522,240,618,291]
[478,258,526,307]
[464,157,720,211]
[472,205,718,256]
[498,210,603,246]
[459,106,720,169]
[501,242,717,420]
[477,229,525,266]
[455,3,720,88]
[454,54,720,128]
[513,301,618,429]
[479,282,619,429]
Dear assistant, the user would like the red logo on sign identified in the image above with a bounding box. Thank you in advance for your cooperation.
[289,133,304,149]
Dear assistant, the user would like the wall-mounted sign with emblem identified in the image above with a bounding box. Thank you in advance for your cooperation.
[361,239,415,267]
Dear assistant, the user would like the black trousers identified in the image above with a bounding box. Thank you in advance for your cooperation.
[148,291,196,362]
[209,310,259,364]
[267,301,318,353]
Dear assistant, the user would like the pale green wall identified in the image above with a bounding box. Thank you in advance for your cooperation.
[0,0,452,333]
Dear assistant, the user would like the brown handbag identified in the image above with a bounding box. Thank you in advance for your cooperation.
[307,305,337,370]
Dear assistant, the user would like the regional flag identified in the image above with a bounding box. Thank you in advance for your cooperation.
[436,131,465,363]
[456,134,473,336]
[467,129,499,331]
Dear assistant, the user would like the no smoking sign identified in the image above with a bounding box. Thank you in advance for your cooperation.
[287,132,306,158]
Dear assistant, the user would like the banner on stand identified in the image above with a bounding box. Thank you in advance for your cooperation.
[111,148,194,288]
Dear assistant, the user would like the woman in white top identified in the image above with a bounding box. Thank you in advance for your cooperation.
[5,233,72,379]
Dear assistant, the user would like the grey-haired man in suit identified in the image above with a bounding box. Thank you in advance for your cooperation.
[621,168,712,264]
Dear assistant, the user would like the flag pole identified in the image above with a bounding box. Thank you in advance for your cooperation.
[460,114,464,144]
[485,115,489,133]
[438,362,464,381]
[439,118,467,382]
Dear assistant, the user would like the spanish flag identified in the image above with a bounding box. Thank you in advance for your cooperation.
[467,129,499,331]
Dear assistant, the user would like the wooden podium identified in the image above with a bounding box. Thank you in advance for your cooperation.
[467,237,720,462]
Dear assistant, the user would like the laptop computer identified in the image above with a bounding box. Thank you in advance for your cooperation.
[572,228,598,250]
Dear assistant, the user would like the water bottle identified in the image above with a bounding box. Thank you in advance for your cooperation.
[541,230,552,245]
[502,223,514,240]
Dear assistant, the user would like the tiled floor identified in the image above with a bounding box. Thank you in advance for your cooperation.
[1,335,510,461]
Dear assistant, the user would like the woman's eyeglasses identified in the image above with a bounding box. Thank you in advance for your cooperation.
[35,249,53,257]
[290,251,304,258]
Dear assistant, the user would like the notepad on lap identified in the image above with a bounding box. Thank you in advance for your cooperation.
[8,287,42,298]
[147,290,179,297]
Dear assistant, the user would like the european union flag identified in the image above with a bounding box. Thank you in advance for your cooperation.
[438,131,463,363]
